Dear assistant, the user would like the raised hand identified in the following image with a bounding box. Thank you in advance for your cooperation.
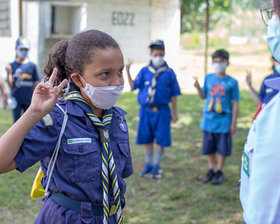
[126,59,134,72]
[193,76,200,89]
[246,70,252,87]
[29,68,68,118]
[5,64,12,75]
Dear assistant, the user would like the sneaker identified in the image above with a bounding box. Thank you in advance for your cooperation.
[202,169,215,183]
[139,164,153,178]
[211,170,224,185]
[151,166,163,179]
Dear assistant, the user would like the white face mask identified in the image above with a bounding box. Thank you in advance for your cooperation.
[213,62,227,74]
[151,56,165,67]
[267,15,280,62]
[80,76,124,109]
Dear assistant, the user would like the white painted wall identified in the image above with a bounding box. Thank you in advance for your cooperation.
[0,0,181,88]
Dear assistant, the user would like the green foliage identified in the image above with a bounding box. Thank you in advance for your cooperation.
[181,0,231,33]
[0,91,257,223]
[180,0,258,33]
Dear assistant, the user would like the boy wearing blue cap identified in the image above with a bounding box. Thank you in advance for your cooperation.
[126,40,181,179]
[194,49,240,185]
[6,37,39,122]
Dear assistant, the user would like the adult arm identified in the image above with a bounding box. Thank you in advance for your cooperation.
[230,100,239,135]
[0,68,67,174]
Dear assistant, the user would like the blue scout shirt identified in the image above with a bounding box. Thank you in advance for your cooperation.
[240,93,280,224]
[258,71,280,104]
[133,62,181,107]
[15,100,133,206]
[200,73,240,133]
[11,61,39,105]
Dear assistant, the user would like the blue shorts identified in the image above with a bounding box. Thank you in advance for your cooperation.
[136,106,171,147]
[202,131,232,157]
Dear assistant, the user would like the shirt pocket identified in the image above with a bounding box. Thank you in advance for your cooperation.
[61,142,101,183]
[113,142,129,177]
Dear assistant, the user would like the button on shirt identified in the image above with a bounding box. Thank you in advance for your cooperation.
[201,73,240,133]
[11,61,39,105]
[133,62,181,107]
[15,100,133,206]
[259,71,280,104]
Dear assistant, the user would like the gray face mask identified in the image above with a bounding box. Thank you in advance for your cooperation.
[213,62,227,74]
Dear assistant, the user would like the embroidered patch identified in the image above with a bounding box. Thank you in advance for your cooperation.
[42,114,53,127]
[67,138,92,144]
[243,152,249,177]
[119,122,127,132]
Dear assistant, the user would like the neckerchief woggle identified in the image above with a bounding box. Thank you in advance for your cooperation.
[64,84,123,224]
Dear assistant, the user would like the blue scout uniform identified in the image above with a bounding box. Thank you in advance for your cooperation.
[201,73,240,133]
[240,92,280,224]
[10,61,39,121]
[15,99,133,224]
[258,71,280,104]
[133,61,181,147]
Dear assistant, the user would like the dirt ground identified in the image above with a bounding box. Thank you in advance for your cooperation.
[177,43,272,93]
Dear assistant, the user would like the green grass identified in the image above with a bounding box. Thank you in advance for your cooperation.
[0,91,257,223]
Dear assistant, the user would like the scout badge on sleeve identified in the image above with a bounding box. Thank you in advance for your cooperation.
[119,116,127,132]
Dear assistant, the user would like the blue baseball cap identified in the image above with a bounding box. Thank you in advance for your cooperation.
[149,40,165,50]
[15,37,31,50]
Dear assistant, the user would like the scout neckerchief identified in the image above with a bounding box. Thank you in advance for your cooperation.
[146,62,169,103]
[64,85,123,224]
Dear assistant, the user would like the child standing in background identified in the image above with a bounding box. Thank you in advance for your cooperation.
[194,49,239,185]
[6,37,39,122]
[126,40,181,179]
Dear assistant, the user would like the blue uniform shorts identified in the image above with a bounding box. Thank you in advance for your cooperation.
[136,106,171,147]
[202,131,232,157]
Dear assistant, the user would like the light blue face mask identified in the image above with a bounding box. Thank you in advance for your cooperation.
[267,15,280,62]
[275,65,280,74]
[16,50,28,59]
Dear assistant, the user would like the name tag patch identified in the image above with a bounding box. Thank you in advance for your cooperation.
[242,152,249,177]
[67,138,92,144]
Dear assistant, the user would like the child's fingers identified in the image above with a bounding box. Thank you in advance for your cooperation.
[192,76,198,81]
[56,79,68,94]
[48,68,58,85]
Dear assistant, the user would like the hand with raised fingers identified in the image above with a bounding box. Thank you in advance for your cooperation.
[126,59,134,72]
[29,68,68,118]
[193,76,200,89]
[246,69,252,87]
[5,64,12,75]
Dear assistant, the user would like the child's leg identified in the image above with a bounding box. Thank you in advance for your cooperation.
[139,143,154,177]
[211,133,231,185]
[217,154,226,171]
[202,131,217,183]
[154,144,164,168]
[144,143,154,166]
[207,153,216,170]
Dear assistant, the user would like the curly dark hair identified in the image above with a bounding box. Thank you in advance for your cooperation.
[44,30,120,86]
